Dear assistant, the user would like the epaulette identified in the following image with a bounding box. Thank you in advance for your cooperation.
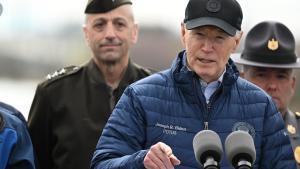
[295,112,300,119]
[45,66,81,81]
[133,63,156,75]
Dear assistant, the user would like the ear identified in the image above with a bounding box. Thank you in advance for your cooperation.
[239,71,245,78]
[291,76,296,94]
[131,23,139,44]
[180,22,186,46]
[82,24,90,46]
[231,31,243,53]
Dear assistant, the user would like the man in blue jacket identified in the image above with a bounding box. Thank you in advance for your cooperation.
[0,102,36,169]
[91,0,296,168]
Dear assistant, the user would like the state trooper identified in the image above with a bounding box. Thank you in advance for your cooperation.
[232,21,300,168]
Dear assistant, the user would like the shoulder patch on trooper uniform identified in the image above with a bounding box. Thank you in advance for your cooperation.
[295,146,300,164]
[295,112,300,119]
[45,66,81,81]
[287,124,296,134]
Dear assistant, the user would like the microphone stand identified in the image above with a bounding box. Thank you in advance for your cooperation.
[204,156,219,169]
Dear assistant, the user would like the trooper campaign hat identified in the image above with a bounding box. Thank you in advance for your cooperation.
[85,0,132,14]
[184,0,243,36]
[232,21,300,68]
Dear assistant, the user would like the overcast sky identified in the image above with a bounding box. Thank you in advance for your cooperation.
[1,0,300,116]
[0,0,300,37]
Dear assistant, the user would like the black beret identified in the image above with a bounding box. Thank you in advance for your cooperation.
[85,0,132,14]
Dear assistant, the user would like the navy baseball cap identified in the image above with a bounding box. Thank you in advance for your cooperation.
[184,0,243,36]
[85,0,132,14]
[231,21,300,68]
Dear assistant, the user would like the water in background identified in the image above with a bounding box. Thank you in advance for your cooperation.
[0,78,38,119]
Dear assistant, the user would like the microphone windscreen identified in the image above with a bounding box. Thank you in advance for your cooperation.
[193,130,223,165]
[225,130,256,166]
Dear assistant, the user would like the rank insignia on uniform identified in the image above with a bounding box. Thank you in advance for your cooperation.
[47,68,66,80]
[267,38,279,51]
[294,146,300,164]
[46,72,58,80]
[287,124,296,134]
[46,66,80,80]
[295,112,300,117]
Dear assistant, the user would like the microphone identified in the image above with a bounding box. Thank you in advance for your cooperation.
[225,130,256,169]
[193,130,223,169]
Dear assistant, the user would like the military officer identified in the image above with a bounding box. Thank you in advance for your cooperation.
[232,21,300,168]
[27,0,152,169]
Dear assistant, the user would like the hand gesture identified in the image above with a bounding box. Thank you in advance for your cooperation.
[143,142,181,169]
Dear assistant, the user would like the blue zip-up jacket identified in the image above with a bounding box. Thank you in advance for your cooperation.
[91,51,296,169]
[0,102,36,169]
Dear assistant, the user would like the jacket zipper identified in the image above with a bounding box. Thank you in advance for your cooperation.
[195,77,222,130]
[205,87,222,129]
[193,78,211,129]
[204,103,211,130]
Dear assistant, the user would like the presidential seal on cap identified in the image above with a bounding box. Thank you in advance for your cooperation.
[184,0,243,36]
[231,21,300,68]
[85,0,132,14]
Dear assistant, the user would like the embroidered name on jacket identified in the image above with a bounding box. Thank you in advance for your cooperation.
[155,122,187,135]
